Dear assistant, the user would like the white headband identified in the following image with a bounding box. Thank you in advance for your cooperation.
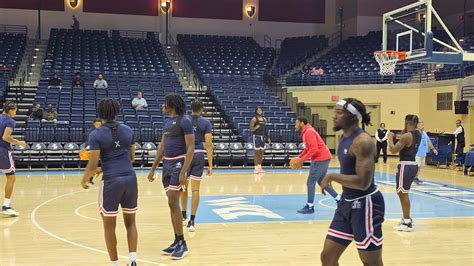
[336,100,362,119]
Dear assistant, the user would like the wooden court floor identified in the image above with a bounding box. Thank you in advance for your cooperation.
[1,158,473,265]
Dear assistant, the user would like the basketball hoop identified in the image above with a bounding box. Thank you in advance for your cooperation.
[373,50,406,76]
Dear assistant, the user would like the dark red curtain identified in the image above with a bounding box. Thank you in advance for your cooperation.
[259,0,325,23]
[172,0,243,20]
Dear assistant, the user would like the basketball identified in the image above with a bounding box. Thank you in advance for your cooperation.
[79,150,90,161]
[289,157,300,169]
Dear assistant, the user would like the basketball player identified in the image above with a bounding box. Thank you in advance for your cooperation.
[147,93,194,260]
[1,101,27,217]
[319,98,385,266]
[180,99,213,232]
[387,115,421,232]
[291,116,340,214]
[81,98,138,266]
[249,106,270,174]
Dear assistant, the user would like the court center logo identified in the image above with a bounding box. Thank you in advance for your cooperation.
[205,197,283,220]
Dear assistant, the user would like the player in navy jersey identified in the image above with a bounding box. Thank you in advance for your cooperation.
[81,98,138,266]
[387,115,421,232]
[320,98,384,266]
[147,93,195,260]
[83,118,103,185]
[249,106,270,174]
[180,99,213,232]
[1,101,27,217]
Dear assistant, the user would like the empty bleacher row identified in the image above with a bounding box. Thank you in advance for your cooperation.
[178,34,298,143]
[24,28,190,143]
[0,32,26,79]
[271,35,328,76]
[178,34,274,79]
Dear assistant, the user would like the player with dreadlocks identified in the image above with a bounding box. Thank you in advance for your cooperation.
[319,98,385,266]
[148,93,195,260]
[1,101,27,217]
[81,98,138,266]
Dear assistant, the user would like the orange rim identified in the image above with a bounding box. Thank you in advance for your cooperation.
[374,50,406,61]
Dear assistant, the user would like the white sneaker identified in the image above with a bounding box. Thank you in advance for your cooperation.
[2,206,19,217]
[187,221,196,232]
[393,218,413,232]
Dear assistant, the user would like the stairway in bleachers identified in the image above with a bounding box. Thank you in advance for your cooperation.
[163,42,237,143]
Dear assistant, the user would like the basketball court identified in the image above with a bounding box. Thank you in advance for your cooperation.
[1,158,473,265]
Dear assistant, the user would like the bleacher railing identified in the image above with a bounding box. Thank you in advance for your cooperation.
[0,24,28,35]
[461,85,474,101]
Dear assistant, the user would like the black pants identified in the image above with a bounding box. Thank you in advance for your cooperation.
[376,141,387,163]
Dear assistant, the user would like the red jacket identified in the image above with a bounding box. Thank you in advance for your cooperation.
[299,124,332,162]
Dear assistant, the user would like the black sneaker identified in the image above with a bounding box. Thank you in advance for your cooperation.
[162,240,179,255]
[297,205,314,214]
[127,261,137,266]
[171,240,189,260]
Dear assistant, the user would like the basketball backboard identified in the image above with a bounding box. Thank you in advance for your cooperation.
[381,0,474,65]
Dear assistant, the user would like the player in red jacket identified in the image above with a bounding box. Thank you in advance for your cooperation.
[291,116,340,214]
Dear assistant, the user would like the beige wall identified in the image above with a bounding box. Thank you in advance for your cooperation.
[288,80,472,150]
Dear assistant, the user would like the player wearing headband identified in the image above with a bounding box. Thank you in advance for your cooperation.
[319,98,385,266]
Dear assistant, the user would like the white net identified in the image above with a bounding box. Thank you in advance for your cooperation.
[374,51,400,76]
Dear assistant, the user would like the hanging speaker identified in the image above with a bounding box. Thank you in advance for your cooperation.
[454,100,469,114]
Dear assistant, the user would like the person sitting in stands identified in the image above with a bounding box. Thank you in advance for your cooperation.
[93,73,108,89]
[72,72,85,89]
[48,73,63,89]
[132,91,148,111]
[42,104,58,123]
[28,103,43,120]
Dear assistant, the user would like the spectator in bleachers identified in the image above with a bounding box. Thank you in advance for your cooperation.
[131,91,148,111]
[93,73,108,89]
[301,65,310,76]
[27,103,43,120]
[48,73,63,89]
[310,65,324,82]
[42,104,58,123]
[71,15,80,30]
[72,72,85,89]
[2,64,11,79]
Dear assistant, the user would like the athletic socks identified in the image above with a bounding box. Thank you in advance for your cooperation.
[129,252,137,264]
[182,211,187,219]
[403,218,412,224]
[3,198,11,208]
[177,235,184,241]
[190,215,196,222]
[111,260,119,266]
[175,233,178,240]
[306,202,314,208]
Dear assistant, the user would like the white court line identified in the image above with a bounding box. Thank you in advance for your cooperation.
[318,197,435,215]
[74,196,168,225]
[31,189,167,266]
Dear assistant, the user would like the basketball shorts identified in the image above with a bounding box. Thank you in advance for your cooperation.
[396,161,419,193]
[326,189,385,251]
[0,148,15,174]
[253,135,265,150]
[99,174,138,217]
[188,151,205,181]
[162,156,185,192]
